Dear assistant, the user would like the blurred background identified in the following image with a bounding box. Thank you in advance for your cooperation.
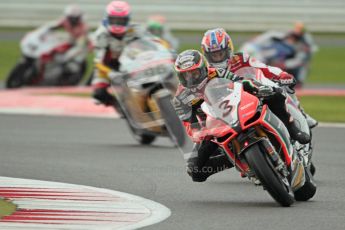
[0,0,344,122]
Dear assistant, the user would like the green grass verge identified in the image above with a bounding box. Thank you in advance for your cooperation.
[307,47,345,84]
[0,198,17,219]
[0,41,21,80]
[299,95,345,123]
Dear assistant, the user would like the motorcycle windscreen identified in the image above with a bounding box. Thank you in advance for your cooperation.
[234,66,279,88]
[163,78,243,159]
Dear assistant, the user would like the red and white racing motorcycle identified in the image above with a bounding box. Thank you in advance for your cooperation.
[6,28,88,88]
[170,67,316,206]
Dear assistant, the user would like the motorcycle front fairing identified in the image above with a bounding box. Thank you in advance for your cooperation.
[235,67,312,164]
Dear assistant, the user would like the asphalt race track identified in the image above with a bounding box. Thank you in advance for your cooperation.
[1,114,345,230]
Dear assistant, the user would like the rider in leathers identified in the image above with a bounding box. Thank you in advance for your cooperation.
[202,28,318,128]
[173,49,311,182]
[37,5,90,79]
[91,1,146,115]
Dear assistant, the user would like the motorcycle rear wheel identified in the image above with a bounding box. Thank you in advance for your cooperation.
[245,144,294,207]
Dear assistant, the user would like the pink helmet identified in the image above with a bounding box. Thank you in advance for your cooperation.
[105,1,131,37]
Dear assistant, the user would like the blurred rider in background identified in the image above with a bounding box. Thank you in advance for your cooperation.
[37,5,90,77]
[240,22,318,87]
[146,15,179,50]
[91,1,145,115]
[202,28,318,128]
[281,22,318,86]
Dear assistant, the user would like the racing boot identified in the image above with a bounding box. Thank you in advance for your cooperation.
[299,106,318,129]
[187,154,233,182]
[187,144,234,182]
[286,120,311,144]
[305,113,318,129]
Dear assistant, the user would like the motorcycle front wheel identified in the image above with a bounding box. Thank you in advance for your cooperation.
[244,143,294,207]
[127,123,156,145]
[123,113,156,145]
[6,59,33,88]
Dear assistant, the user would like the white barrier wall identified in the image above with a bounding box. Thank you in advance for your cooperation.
[0,0,345,32]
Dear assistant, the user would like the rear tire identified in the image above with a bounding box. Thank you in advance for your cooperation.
[61,60,87,86]
[244,144,294,207]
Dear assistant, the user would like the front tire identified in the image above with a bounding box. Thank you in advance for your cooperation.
[244,144,294,207]
[124,113,156,145]
[6,60,32,88]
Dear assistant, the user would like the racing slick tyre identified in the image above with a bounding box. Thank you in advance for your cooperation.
[135,133,156,145]
[155,93,186,147]
[124,115,156,145]
[244,144,294,207]
[6,60,32,88]
[129,125,156,145]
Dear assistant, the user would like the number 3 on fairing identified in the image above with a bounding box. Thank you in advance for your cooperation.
[219,100,232,117]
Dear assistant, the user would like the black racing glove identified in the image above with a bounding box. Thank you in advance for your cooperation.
[93,88,116,106]
[220,69,243,82]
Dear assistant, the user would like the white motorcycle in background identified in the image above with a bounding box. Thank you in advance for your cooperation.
[6,28,89,88]
[104,37,185,146]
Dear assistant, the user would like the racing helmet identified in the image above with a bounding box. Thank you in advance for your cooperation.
[147,15,165,37]
[64,5,83,27]
[174,50,208,88]
[104,1,131,37]
[201,28,234,68]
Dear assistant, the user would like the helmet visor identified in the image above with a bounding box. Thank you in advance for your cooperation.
[148,27,163,37]
[108,16,129,26]
[179,68,205,88]
[68,16,81,26]
[207,49,228,63]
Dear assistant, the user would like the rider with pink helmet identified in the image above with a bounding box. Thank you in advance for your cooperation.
[103,1,131,37]
[91,1,145,113]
